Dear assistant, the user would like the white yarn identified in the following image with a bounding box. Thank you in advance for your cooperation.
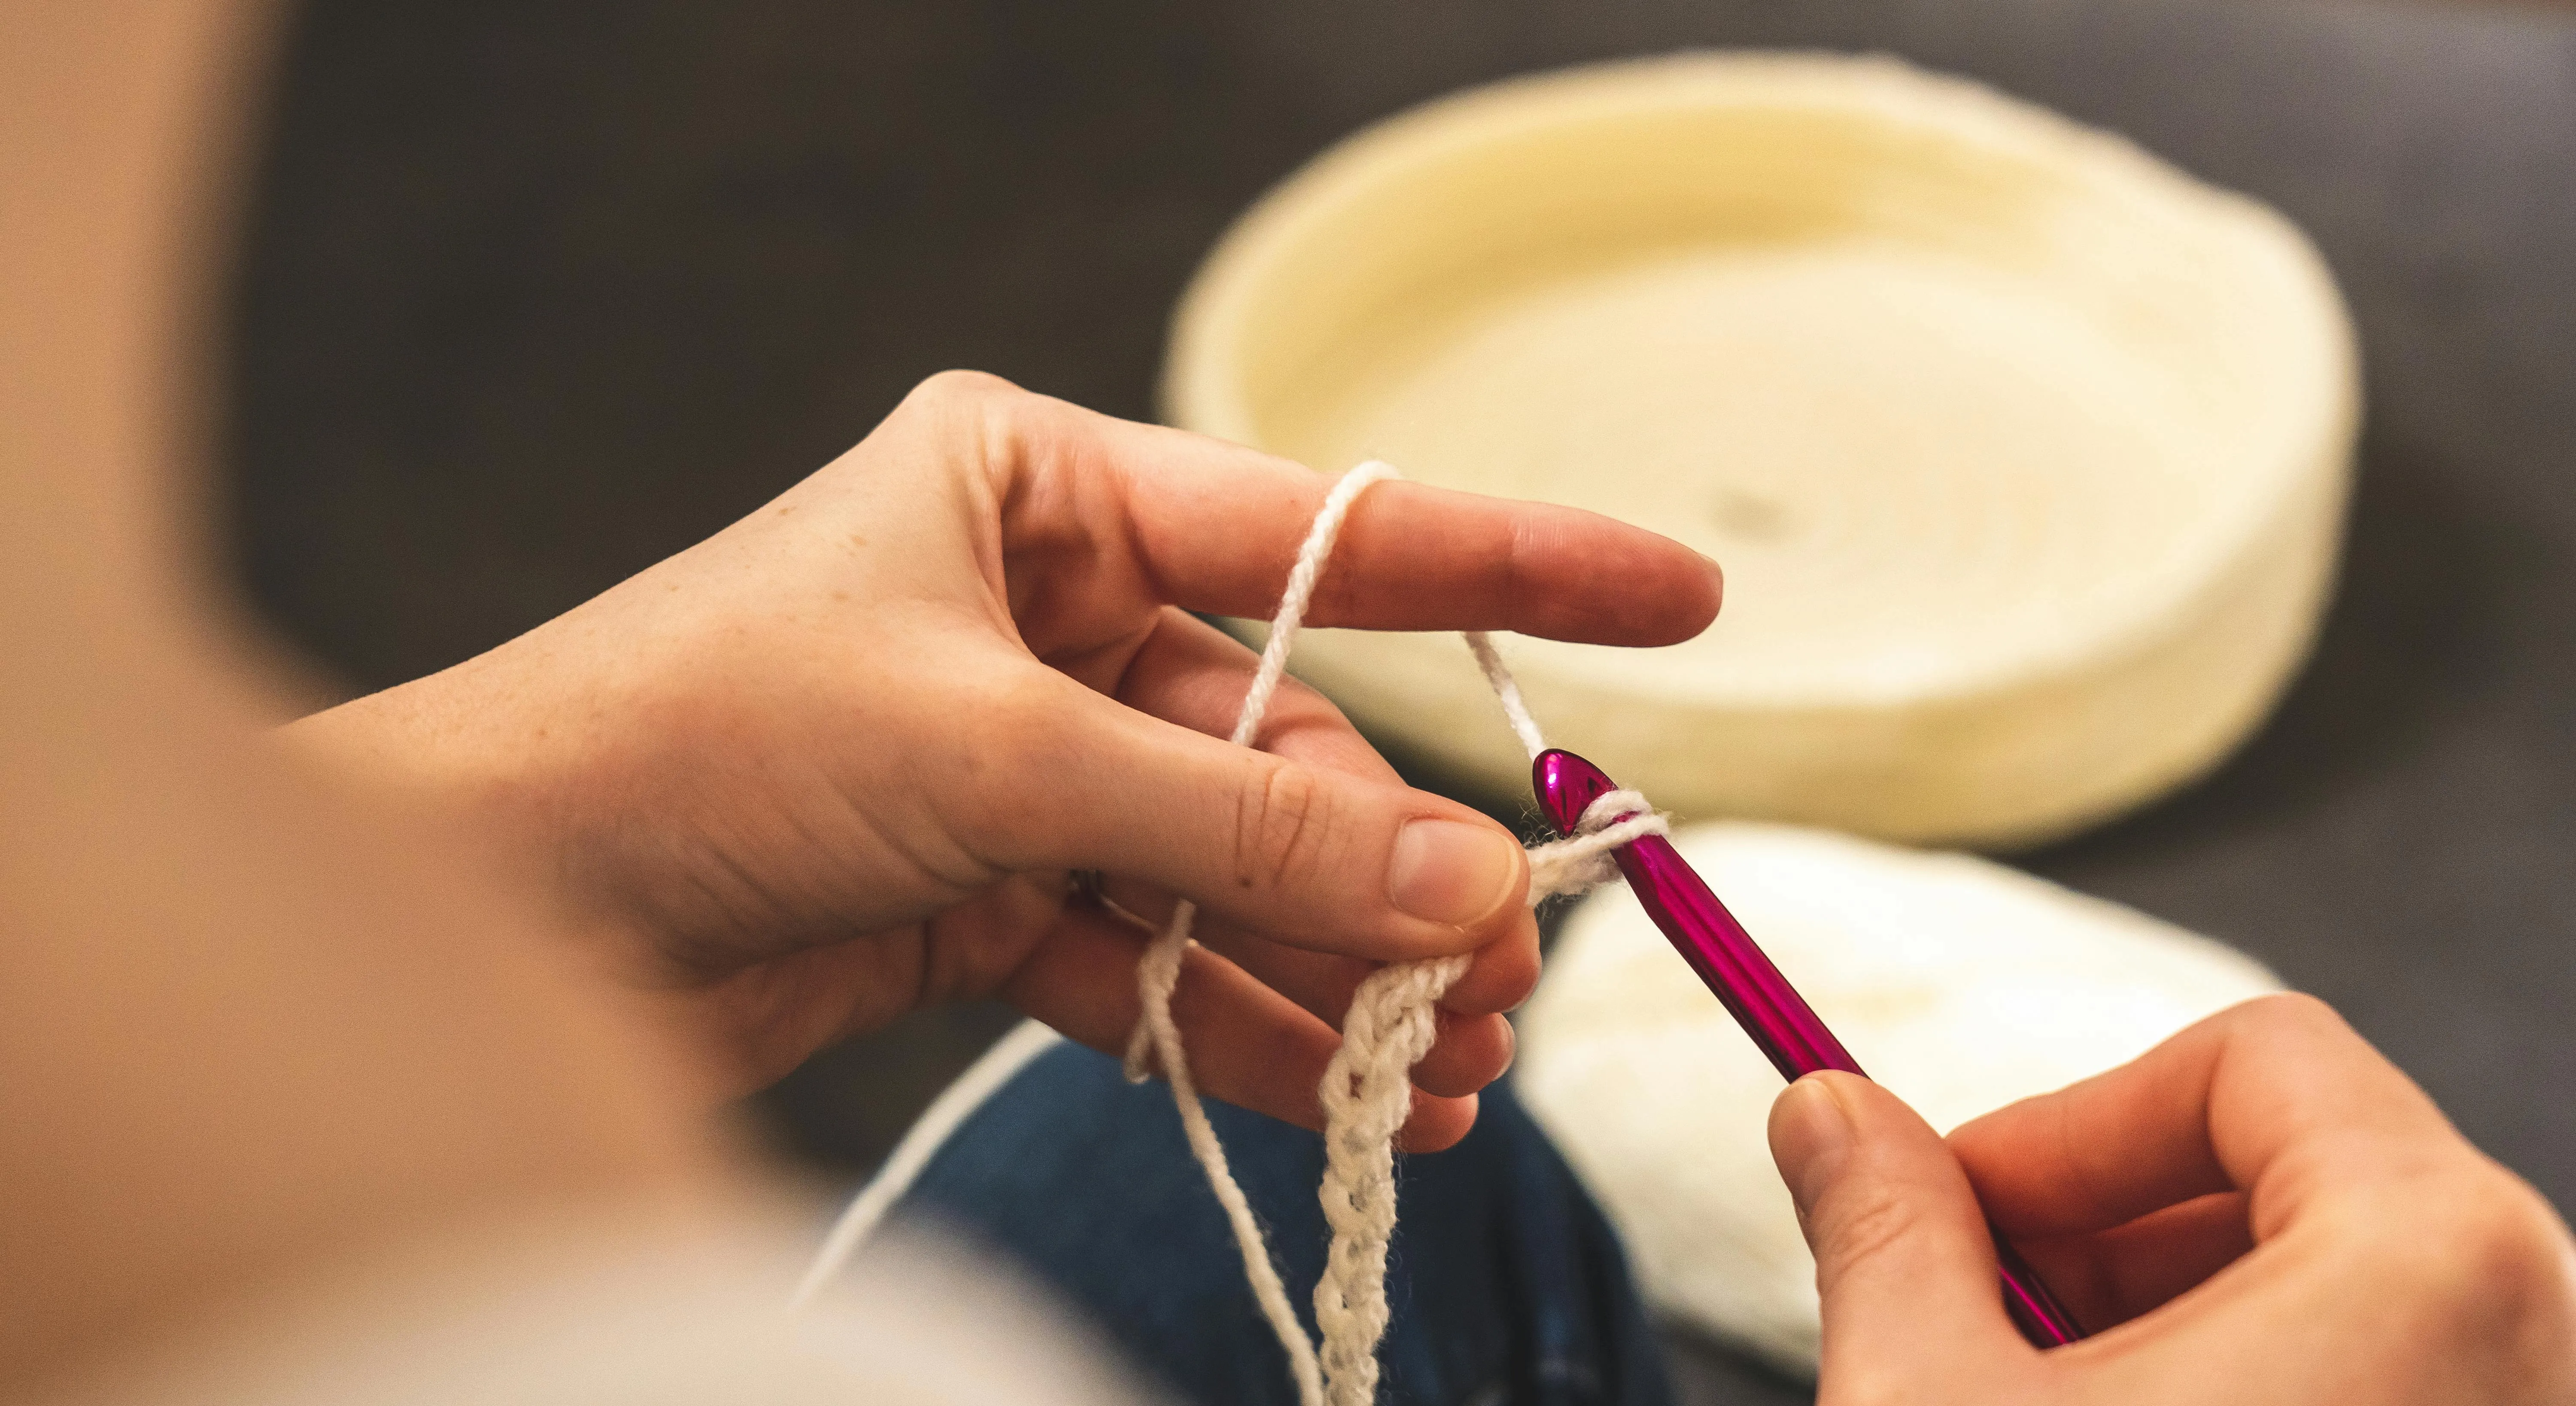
[1462,632,1546,760]
[1123,464,1668,1406]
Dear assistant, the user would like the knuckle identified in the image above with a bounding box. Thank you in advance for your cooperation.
[2233,990,2349,1039]
[2437,1171,2572,1311]
[1230,757,1334,897]
[896,370,1080,490]
[2344,1163,2576,1369]
[905,368,1021,409]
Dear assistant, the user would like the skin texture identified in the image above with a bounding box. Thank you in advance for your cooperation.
[0,0,726,1392]
[8,2,2573,1403]
[1770,994,2576,1404]
[293,370,1726,1146]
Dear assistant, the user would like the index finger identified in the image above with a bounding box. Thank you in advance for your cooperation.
[1012,388,1724,645]
[1948,993,2464,1242]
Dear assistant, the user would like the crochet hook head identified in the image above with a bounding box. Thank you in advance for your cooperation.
[1528,746,2087,1349]
[1534,748,1860,1082]
[1533,748,1626,836]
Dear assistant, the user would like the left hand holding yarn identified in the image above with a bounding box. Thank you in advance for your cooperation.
[292,371,1721,1143]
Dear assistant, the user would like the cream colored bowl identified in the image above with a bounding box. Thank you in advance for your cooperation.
[1164,54,2358,846]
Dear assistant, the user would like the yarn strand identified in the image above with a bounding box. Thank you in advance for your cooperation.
[1464,630,1548,761]
[1129,464,1668,1406]
[795,462,1670,1404]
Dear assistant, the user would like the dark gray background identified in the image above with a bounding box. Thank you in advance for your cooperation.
[227,2,2575,1399]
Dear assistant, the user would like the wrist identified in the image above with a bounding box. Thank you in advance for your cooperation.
[286,648,597,900]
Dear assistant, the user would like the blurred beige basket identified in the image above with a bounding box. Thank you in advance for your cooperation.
[1163,54,2358,846]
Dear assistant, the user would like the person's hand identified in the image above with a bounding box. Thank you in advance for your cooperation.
[294,371,1721,1144]
[1767,992,2576,1403]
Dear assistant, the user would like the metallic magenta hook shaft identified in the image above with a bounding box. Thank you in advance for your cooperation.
[1534,748,2086,1350]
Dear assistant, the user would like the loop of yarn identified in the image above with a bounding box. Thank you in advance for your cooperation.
[1126,463,1669,1406]
[1527,791,1666,900]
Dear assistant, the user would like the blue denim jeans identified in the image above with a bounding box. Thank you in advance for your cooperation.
[887,1041,1676,1406]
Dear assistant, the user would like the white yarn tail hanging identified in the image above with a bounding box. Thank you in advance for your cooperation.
[1124,462,1667,1406]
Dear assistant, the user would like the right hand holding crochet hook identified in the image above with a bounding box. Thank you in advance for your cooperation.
[1771,994,2575,1403]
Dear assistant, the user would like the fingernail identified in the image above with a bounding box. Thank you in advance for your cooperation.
[1388,819,1521,927]
[1771,1074,1855,1218]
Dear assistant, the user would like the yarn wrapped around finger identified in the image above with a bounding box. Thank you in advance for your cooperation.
[1121,462,1668,1406]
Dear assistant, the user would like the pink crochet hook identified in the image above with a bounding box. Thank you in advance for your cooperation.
[1533,748,2087,1350]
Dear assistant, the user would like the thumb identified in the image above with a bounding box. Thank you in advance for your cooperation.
[1769,1073,2031,1390]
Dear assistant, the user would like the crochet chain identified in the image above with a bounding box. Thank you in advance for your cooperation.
[1124,463,1665,1406]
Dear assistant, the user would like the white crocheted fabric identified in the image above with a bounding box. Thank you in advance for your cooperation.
[1518,821,2280,1375]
